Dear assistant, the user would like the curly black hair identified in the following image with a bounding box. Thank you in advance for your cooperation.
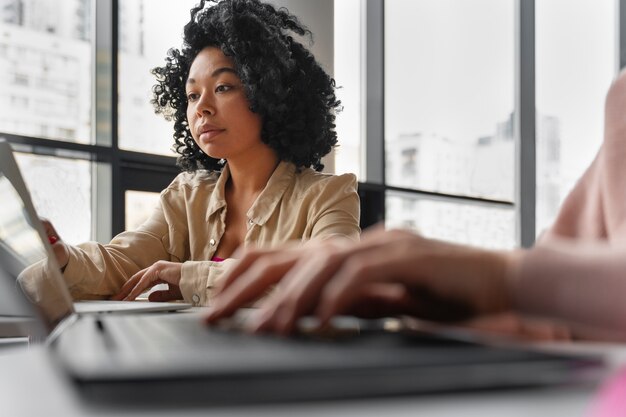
[151,0,341,172]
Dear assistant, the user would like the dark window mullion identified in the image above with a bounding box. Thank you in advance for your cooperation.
[385,185,514,209]
[366,0,384,186]
[515,0,536,248]
[1,133,112,163]
[110,0,124,235]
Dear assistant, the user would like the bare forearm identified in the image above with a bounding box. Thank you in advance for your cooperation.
[511,240,626,338]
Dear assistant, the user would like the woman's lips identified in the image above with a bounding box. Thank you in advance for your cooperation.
[199,129,225,142]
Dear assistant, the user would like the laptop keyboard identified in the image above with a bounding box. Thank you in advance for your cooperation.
[97,313,230,361]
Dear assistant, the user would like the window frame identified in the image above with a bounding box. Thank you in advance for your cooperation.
[359,0,623,247]
[4,0,624,246]
[2,0,180,242]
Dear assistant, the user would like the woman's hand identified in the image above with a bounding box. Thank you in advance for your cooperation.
[205,239,344,323]
[40,218,69,269]
[206,228,517,335]
[111,260,183,302]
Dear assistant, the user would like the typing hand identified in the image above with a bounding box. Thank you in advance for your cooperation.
[208,227,515,336]
[40,218,69,269]
[205,241,313,324]
[111,260,183,302]
[205,239,346,324]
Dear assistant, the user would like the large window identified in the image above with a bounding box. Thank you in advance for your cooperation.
[1,0,180,244]
[0,0,96,242]
[118,0,197,156]
[334,0,364,179]
[125,190,160,231]
[1,0,622,250]
[384,0,516,248]
[0,0,92,144]
[386,191,515,249]
[360,0,621,248]
[535,0,617,235]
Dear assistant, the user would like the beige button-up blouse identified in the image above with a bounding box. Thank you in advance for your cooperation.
[60,161,360,306]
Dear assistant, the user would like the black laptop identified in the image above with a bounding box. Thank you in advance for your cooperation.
[0,140,605,406]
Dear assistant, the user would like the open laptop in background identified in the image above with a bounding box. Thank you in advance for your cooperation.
[0,139,190,333]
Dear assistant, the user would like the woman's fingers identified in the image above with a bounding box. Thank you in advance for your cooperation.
[316,240,427,323]
[111,269,144,301]
[214,241,306,297]
[236,231,429,334]
[40,218,69,268]
[315,233,511,324]
[207,239,354,327]
[247,238,398,334]
[248,248,354,335]
[346,283,415,318]
[210,229,511,336]
[213,247,280,296]
[123,270,160,301]
[316,257,385,323]
[40,218,59,238]
[112,261,182,301]
[205,251,303,322]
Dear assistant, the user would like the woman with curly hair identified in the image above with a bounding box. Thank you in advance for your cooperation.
[36,0,360,307]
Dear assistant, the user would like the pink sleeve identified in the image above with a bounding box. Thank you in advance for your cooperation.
[540,71,626,245]
[538,150,606,242]
[599,73,626,244]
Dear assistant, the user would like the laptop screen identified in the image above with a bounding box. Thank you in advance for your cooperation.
[0,174,47,279]
[0,142,74,332]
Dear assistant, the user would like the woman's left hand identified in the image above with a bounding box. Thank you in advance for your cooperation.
[111,260,183,302]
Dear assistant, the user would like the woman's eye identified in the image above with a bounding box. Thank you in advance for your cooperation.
[215,84,232,93]
[187,93,199,102]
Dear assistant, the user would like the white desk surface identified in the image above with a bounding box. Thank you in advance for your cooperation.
[1,342,625,417]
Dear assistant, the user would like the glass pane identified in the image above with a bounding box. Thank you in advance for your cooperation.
[0,0,92,143]
[334,0,363,179]
[386,191,515,250]
[384,0,515,201]
[14,153,92,244]
[535,0,616,236]
[118,0,198,156]
[125,190,160,231]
